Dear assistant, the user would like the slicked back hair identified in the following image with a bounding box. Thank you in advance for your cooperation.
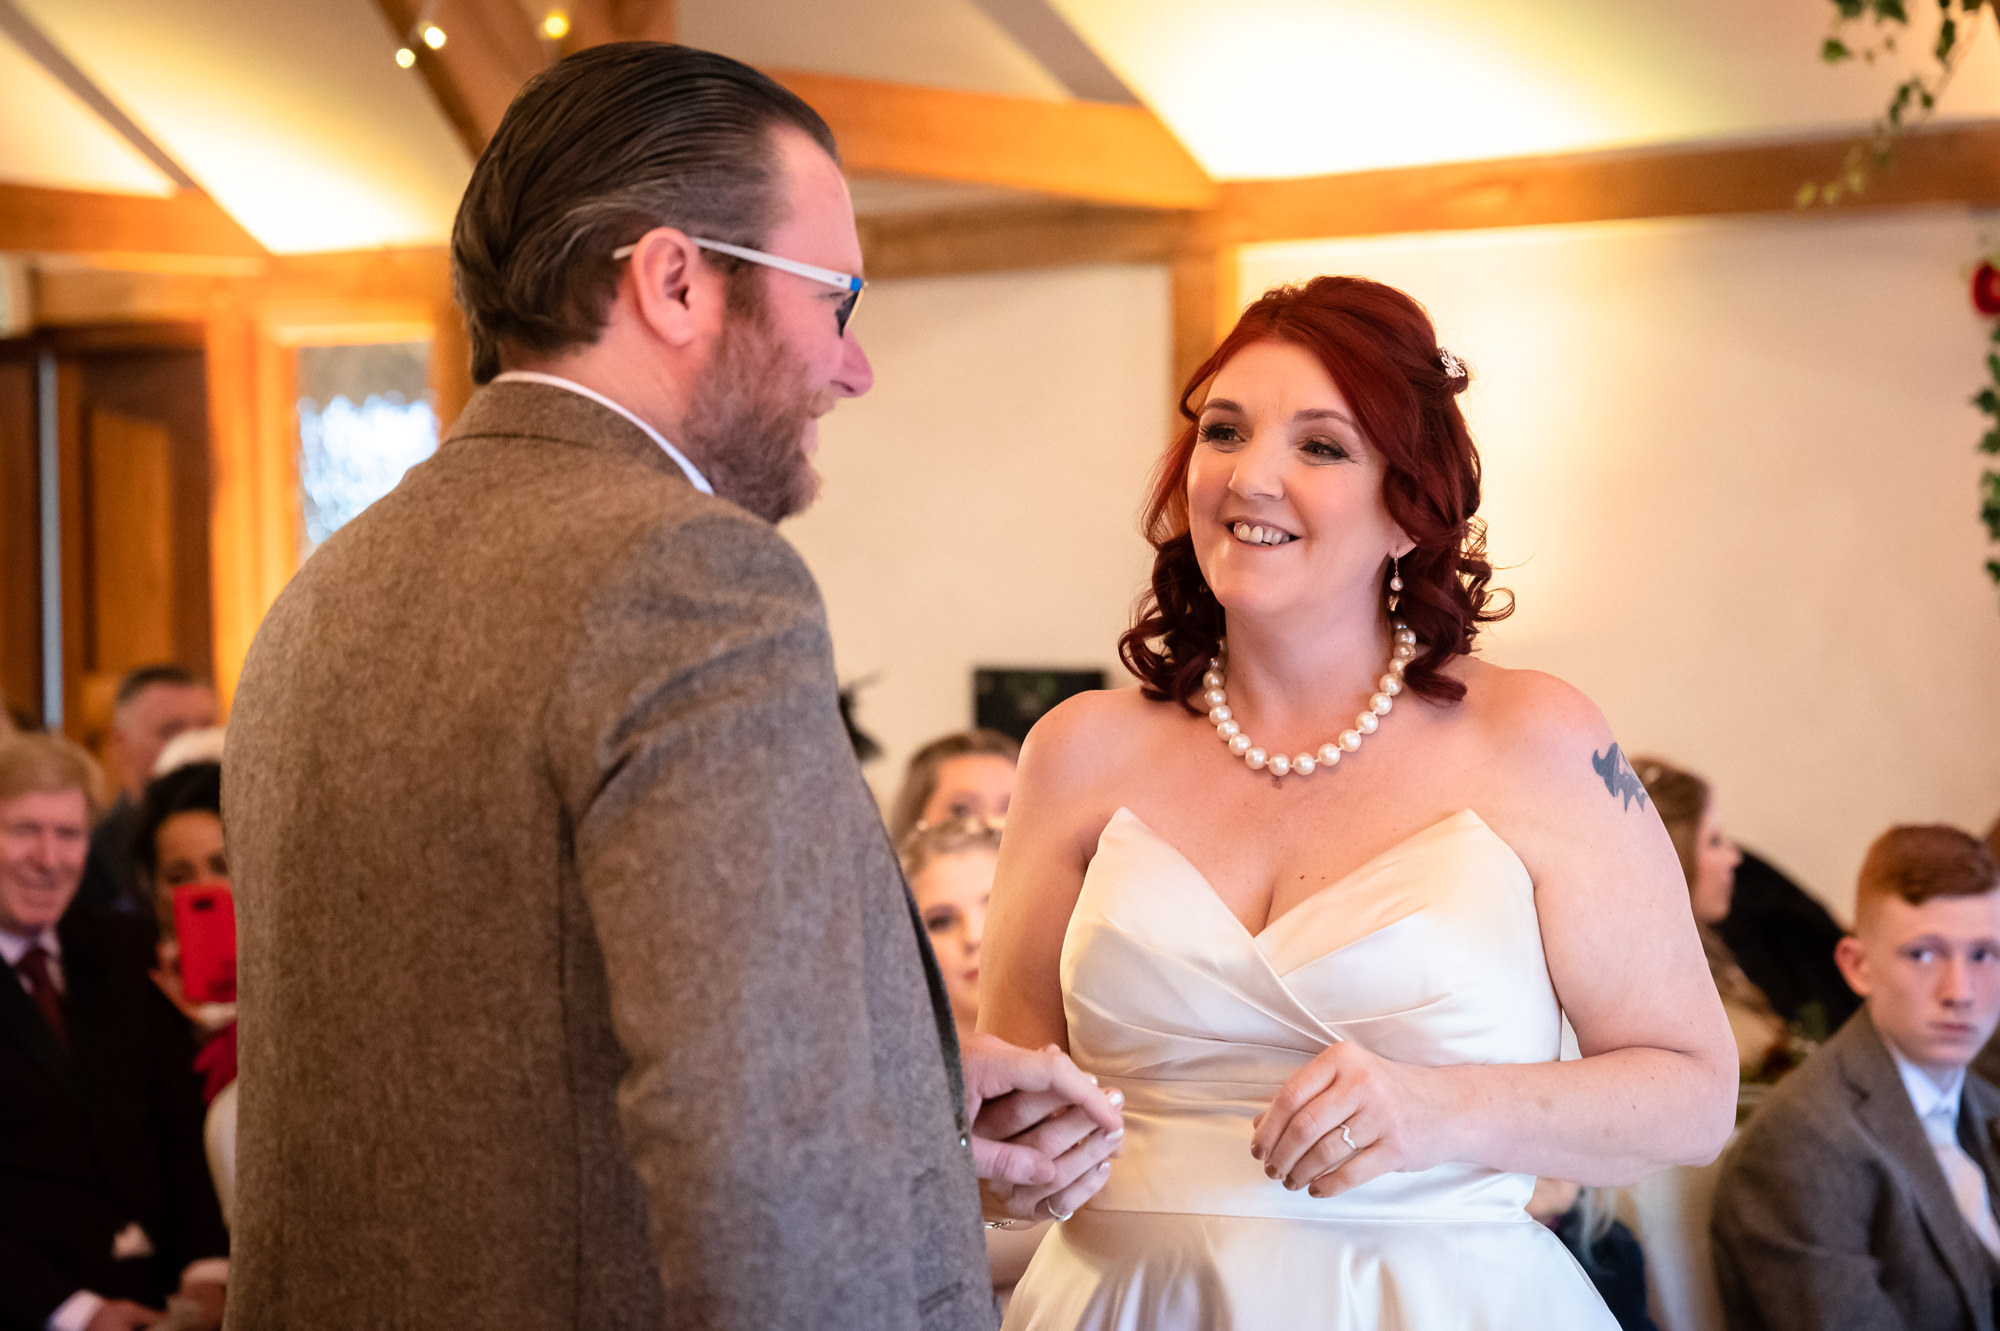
[452,42,838,384]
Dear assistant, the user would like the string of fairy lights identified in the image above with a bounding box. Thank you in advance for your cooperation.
[393,3,573,68]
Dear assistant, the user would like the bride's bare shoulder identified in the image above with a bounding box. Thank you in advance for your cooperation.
[1451,656,1614,770]
[1016,686,1183,801]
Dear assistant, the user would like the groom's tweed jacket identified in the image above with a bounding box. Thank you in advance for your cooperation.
[222,381,990,1330]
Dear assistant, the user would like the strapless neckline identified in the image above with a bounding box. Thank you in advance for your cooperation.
[1105,805,1529,943]
[1005,797,1615,1329]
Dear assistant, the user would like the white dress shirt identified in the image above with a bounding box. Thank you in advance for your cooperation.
[489,371,714,495]
[3,926,227,1330]
[0,924,63,994]
[1888,1042,2000,1257]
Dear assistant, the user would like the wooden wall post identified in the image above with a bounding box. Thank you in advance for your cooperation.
[1168,231,1239,410]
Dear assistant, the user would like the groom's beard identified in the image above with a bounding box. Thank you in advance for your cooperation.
[680,302,821,525]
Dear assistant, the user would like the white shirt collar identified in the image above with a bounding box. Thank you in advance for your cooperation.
[0,925,58,968]
[1887,1037,1967,1125]
[489,372,714,496]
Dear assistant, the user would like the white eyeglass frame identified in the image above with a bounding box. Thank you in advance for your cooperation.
[612,235,865,333]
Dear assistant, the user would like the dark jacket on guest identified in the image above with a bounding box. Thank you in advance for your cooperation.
[1716,850,1858,1034]
[1712,1008,2000,1331]
[0,908,228,1329]
[74,794,152,927]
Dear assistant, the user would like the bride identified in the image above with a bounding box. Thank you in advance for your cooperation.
[979,276,1738,1328]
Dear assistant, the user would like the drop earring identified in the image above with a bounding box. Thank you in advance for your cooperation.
[1387,554,1403,614]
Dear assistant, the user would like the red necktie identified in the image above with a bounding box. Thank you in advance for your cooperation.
[16,946,68,1047]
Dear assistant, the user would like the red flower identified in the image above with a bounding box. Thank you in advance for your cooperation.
[1975,262,2000,315]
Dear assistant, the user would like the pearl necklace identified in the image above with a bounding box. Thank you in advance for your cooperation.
[1203,620,1417,780]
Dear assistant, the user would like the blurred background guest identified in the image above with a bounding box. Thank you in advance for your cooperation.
[78,667,218,921]
[1634,756,1856,1039]
[1527,1178,1657,1331]
[1635,756,1802,1073]
[886,728,1019,843]
[899,814,1046,1313]
[0,733,227,1331]
[130,758,238,1226]
[132,761,235,1099]
[901,815,1001,1046]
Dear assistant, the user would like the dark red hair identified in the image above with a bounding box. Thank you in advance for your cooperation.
[1118,275,1511,711]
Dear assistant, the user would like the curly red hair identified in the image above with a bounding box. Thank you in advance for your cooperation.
[1118,275,1511,711]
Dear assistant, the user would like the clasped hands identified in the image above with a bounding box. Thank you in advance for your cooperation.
[1249,1038,1449,1199]
[962,1032,1125,1224]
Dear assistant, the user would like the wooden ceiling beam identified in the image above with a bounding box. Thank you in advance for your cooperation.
[369,0,1206,211]
[0,184,265,258]
[565,0,675,48]
[1219,119,2000,244]
[858,203,1199,280]
[374,0,548,159]
[774,70,1213,210]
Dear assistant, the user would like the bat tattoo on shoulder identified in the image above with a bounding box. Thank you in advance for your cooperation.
[1591,743,1649,811]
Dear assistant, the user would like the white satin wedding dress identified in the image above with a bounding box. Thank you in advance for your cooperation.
[1002,807,1615,1330]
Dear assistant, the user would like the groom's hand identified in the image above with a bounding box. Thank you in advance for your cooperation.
[961,1034,1124,1221]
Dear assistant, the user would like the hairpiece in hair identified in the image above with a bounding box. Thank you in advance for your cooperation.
[1437,347,1467,382]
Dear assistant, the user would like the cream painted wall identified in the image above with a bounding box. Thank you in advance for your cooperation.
[783,263,1172,808]
[1242,209,2000,918]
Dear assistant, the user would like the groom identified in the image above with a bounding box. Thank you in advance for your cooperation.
[222,43,1118,1330]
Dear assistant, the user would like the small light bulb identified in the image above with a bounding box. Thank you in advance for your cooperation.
[422,25,447,49]
[542,11,570,38]
[394,46,417,68]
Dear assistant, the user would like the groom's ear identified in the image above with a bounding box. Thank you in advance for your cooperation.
[625,227,717,350]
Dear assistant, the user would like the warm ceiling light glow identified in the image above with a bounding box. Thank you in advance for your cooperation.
[542,12,570,39]
[421,25,446,49]
[1047,0,1670,179]
[394,46,417,68]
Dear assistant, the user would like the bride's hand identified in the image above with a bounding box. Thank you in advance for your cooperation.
[1250,1040,1452,1198]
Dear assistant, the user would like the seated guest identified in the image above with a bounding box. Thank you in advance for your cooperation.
[900,816,1048,1312]
[77,667,217,921]
[0,734,228,1331]
[1633,756,1790,1073]
[1527,1178,1658,1331]
[886,728,1019,843]
[131,761,236,1105]
[1711,824,2000,1331]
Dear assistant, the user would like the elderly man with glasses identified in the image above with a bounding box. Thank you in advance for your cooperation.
[220,42,1120,1331]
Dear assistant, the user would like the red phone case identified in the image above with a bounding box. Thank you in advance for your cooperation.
[173,883,237,1004]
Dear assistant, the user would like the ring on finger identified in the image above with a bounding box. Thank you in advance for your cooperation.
[1338,1122,1357,1153]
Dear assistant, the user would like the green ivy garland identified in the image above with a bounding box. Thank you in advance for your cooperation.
[1816,0,2000,598]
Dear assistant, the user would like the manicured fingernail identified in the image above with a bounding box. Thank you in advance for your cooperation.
[1106,1128,1125,1144]
[1090,1074,1100,1085]
[1285,1178,1303,1192]
[1107,1088,1125,1108]
[1095,1161,1110,1174]
[1308,1184,1324,1198]
[1264,1165,1278,1180]
[1249,1144,1264,1161]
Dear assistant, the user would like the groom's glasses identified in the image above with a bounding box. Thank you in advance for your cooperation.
[612,236,867,337]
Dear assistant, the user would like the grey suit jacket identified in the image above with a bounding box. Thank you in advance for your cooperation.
[222,381,991,1330]
[1712,1008,2000,1331]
